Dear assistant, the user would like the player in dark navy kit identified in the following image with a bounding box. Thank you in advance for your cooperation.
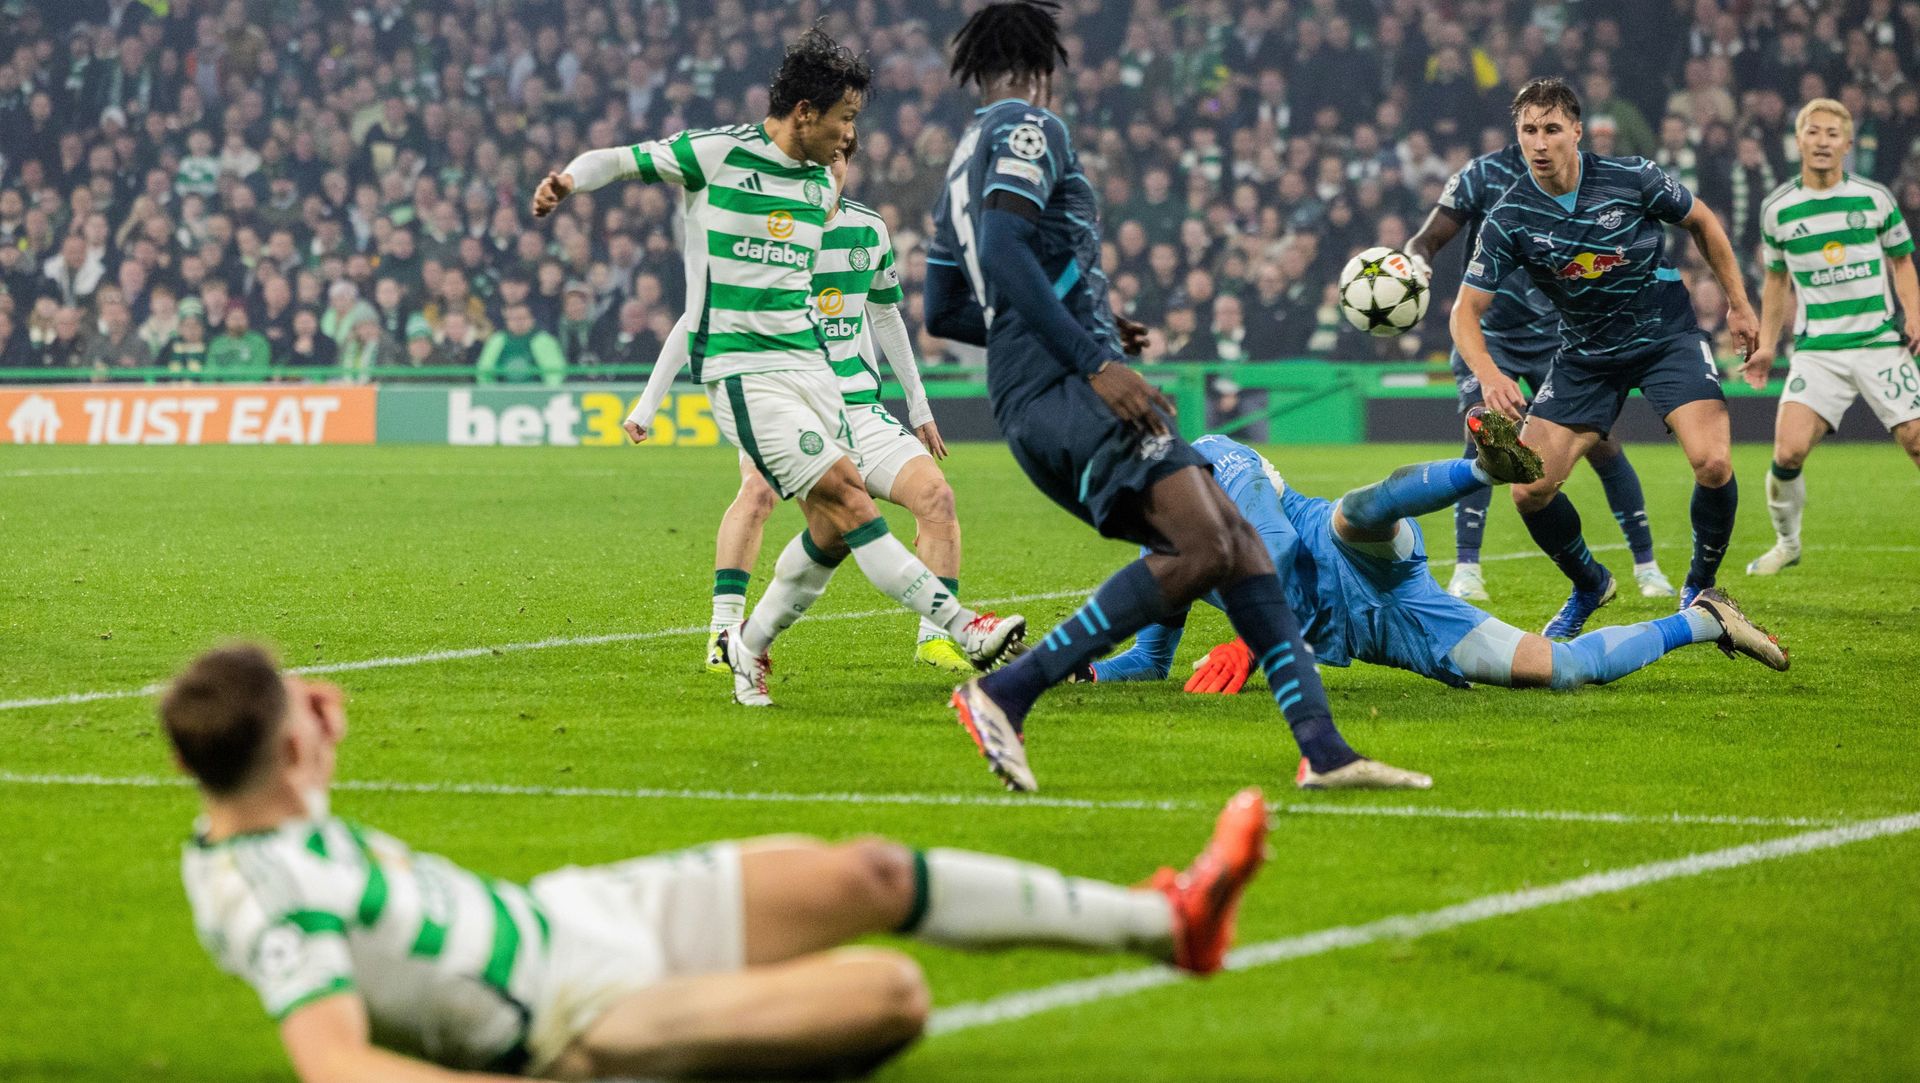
[1451,78,1759,637]
[1409,145,1675,604]
[924,0,1428,794]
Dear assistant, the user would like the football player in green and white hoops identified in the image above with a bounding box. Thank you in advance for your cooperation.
[534,29,1023,705]
[168,643,1267,1081]
[627,132,975,676]
[1743,97,1920,575]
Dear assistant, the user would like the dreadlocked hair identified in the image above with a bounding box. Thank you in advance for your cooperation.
[950,1,1069,89]
[768,26,872,117]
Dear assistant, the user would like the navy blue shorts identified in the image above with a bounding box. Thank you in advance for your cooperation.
[1451,335,1559,414]
[1001,376,1209,551]
[1527,332,1724,434]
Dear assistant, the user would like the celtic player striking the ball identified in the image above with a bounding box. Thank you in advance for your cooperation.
[532,29,1023,705]
[627,133,975,677]
[1742,97,1920,576]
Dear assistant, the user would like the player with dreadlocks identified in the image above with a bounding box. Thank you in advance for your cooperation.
[532,28,1025,708]
[925,1,1442,793]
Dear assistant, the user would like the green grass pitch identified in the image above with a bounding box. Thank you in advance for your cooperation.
[2,440,1916,1081]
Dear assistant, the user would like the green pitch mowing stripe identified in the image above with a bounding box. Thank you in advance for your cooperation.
[0,588,1098,713]
[928,811,1920,1035]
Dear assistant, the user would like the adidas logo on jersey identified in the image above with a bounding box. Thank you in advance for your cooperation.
[1805,261,1876,287]
[731,237,811,268]
[1789,223,1810,238]
[740,174,764,192]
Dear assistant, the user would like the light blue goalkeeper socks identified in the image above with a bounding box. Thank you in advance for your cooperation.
[1549,609,1722,689]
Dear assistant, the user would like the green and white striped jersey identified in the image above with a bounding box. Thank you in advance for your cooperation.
[182,817,548,1071]
[1759,174,1915,351]
[621,124,835,382]
[814,198,904,404]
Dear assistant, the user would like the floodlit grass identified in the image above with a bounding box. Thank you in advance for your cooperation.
[3,440,1915,1081]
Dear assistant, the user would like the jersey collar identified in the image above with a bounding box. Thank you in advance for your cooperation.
[1528,152,1583,213]
[975,96,1032,115]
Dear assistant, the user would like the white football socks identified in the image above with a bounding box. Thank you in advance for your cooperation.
[910,848,1174,957]
[847,519,974,636]
[741,534,839,656]
[711,594,745,632]
[1765,469,1805,548]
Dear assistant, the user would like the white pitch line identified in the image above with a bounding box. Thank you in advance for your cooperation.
[0,771,1847,829]
[0,588,1094,713]
[926,810,1920,1036]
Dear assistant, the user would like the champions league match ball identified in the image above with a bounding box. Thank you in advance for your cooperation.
[1337,246,1430,336]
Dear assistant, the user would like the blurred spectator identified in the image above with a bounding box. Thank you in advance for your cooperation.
[341,315,404,383]
[476,302,566,385]
[208,307,271,380]
[0,0,1908,391]
[81,296,150,371]
[282,309,338,371]
[160,299,210,373]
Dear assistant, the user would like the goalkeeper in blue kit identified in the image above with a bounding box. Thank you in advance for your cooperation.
[1087,427,1787,700]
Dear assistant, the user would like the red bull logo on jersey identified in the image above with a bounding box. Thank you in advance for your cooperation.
[1557,249,1628,280]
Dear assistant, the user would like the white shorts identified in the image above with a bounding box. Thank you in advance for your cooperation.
[708,369,852,500]
[522,843,746,1073]
[844,401,929,499]
[1781,345,1920,431]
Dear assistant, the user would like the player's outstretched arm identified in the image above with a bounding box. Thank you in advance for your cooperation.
[1744,268,1793,389]
[535,135,700,218]
[1405,202,1465,277]
[1449,286,1525,418]
[281,994,527,1083]
[865,301,944,456]
[1680,201,1758,360]
[625,311,694,443]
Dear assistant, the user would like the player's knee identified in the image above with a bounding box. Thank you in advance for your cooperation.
[740,477,779,520]
[912,478,957,525]
[1772,445,1809,470]
[1894,421,1920,460]
[1689,451,1733,487]
[857,950,932,1047]
[1512,478,1556,513]
[835,838,918,927]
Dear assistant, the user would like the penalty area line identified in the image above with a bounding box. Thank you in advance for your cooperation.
[0,771,1846,829]
[926,810,1920,1036]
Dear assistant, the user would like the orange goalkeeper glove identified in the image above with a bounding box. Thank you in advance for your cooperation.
[1184,637,1252,694]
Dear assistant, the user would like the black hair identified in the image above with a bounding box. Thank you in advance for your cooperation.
[950,1,1069,89]
[768,26,871,117]
[1511,77,1582,123]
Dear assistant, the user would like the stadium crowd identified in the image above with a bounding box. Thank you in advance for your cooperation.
[1,0,1917,384]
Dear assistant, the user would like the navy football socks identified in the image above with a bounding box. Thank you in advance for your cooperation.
[1591,447,1657,565]
[1521,492,1610,592]
[1453,436,1491,564]
[1687,475,1739,590]
[980,559,1167,720]
[1216,573,1360,773]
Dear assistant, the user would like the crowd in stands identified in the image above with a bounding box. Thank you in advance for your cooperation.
[1,0,1917,385]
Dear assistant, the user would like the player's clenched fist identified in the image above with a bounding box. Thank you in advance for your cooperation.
[532,171,575,218]
[1185,637,1252,694]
